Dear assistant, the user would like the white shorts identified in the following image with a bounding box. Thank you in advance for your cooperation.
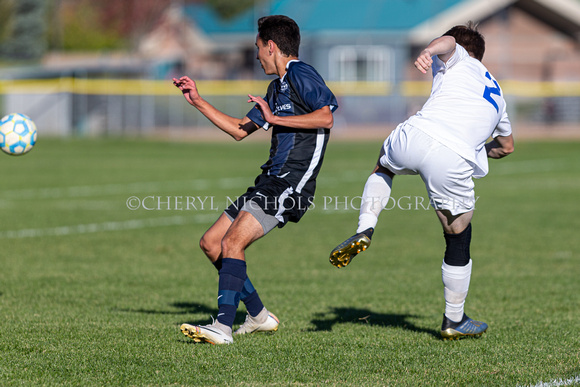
[379,123,476,215]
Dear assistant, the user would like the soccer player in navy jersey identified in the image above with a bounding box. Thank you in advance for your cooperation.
[173,15,338,344]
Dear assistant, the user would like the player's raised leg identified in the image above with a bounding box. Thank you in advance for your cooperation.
[330,163,394,268]
[436,210,487,339]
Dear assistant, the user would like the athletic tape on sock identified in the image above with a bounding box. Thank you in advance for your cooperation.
[443,223,472,266]
[442,260,472,322]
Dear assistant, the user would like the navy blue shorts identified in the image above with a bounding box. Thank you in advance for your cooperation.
[224,174,312,229]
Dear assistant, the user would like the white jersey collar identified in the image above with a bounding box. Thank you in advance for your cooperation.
[280,60,301,82]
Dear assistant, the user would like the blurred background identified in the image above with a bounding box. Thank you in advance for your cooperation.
[0,0,579,139]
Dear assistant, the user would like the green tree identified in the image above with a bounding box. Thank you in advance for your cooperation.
[56,0,175,51]
[207,0,261,20]
[59,0,126,51]
[0,0,12,43]
[0,0,47,61]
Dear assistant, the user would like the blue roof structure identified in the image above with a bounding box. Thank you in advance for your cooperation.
[183,4,255,35]
[184,0,466,36]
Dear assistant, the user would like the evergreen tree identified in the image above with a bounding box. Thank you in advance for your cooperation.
[207,0,260,20]
[0,0,47,61]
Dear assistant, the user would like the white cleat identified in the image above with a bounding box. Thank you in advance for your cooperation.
[180,321,233,345]
[234,311,279,335]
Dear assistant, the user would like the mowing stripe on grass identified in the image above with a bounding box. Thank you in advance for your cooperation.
[3,159,574,201]
[1,177,250,200]
[523,375,580,387]
[493,158,576,175]
[2,173,368,201]
[0,214,216,239]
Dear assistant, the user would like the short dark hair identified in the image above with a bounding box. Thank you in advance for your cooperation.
[257,15,300,57]
[443,21,485,61]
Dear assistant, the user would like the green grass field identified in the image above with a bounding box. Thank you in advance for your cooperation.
[1,137,579,386]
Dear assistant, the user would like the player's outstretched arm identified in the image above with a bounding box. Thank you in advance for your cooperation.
[248,94,333,130]
[173,76,258,141]
[486,134,514,159]
[414,36,456,73]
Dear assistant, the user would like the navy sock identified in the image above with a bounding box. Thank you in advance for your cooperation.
[217,258,247,328]
[213,258,263,317]
[240,277,264,317]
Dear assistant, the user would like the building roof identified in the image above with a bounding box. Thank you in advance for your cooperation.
[184,0,580,44]
[184,0,464,36]
[409,0,580,44]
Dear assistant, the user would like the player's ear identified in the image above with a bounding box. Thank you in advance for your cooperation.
[268,40,276,55]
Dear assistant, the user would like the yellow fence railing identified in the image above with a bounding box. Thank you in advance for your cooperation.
[1,78,580,97]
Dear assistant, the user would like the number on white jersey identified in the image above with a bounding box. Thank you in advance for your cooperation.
[483,72,501,112]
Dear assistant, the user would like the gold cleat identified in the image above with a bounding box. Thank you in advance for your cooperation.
[329,231,372,268]
[440,314,488,340]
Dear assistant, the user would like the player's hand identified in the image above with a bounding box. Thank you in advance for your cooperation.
[414,49,433,74]
[248,94,275,124]
[172,76,201,106]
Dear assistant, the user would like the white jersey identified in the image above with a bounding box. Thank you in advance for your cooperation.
[406,44,512,178]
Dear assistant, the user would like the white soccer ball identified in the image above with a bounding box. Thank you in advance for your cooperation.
[0,113,38,156]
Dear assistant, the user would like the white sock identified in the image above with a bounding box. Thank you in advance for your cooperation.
[215,321,233,336]
[441,260,472,322]
[252,307,268,324]
[356,172,393,233]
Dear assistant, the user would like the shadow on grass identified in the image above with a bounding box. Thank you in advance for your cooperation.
[309,307,440,338]
[114,301,247,325]
[115,303,440,339]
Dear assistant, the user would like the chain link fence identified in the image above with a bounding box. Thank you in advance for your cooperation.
[1,78,579,138]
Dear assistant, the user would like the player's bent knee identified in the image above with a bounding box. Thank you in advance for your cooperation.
[443,223,472,266]
[199,234,220,259]
[220,234,246,258]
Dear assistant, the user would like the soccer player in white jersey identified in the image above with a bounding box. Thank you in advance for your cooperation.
[329,22,514,339]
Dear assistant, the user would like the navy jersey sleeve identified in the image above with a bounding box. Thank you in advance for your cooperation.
[287,62,338,113]
[246,81,276,130]
[246,102,267,129]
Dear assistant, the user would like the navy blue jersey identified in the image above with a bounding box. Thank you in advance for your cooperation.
[246,60,338,199]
